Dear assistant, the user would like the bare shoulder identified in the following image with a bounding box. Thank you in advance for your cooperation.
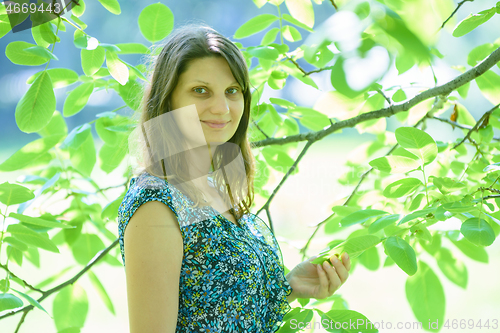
[124,200,183,333]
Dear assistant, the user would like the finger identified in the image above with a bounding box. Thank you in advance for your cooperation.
[316,263,329,297]
[330,255,349,284]
[341,252,351,272]
[323,260,341,295]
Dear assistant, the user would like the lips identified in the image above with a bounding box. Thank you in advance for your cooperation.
[201,121,229,128]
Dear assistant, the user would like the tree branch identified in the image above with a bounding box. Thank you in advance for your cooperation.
[0,264,44,294]
[251,46,500,148]
[0,239,119,320]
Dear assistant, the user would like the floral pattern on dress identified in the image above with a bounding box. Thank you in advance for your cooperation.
[117,171,293,332]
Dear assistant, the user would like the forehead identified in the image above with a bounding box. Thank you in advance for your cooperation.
[178,56,238,84]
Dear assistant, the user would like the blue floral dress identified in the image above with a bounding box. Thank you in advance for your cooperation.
[117,171,293,332]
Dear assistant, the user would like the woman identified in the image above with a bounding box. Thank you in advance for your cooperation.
[117,24,351,333]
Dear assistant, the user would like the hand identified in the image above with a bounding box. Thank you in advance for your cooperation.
[286,252,351,302]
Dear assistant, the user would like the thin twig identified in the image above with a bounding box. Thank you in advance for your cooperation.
[376,88,392,106]
[440,0,474,29]
[252,119,270,139]
[0,264,44,293]
[329,0,338,10]
[299,117,426,260]
[452,103,500,150]
[256,140,315,231]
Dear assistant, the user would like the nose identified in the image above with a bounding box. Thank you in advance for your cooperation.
[209,92,230,115]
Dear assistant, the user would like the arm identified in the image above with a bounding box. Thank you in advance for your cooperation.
[124,201,184,333]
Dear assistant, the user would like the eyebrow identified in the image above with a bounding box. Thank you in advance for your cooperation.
[191,80,240,86]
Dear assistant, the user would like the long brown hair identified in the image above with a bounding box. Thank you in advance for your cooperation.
[136,23,255,219]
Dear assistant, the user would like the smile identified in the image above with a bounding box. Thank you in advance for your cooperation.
[201,121,229,129]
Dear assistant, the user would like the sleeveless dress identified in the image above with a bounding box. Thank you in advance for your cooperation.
[117,171,293,332]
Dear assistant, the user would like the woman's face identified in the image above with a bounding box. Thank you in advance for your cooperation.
[170,56,245,148]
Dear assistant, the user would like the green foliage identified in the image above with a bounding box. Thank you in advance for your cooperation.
[1,0,499,332]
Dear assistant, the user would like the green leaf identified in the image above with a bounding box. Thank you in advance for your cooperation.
[398,207,437,226]
[460,217,495,246]
[284,0,314,29]
[3,236,29,252]
[377,14,430,63]
[431,176,466,194]
[28,68,79,89]
[15,71,56,133]
[71,234,105,265]
[106,51,129,85]
[102,194,126,220]
[261,146,296,173]
[81,46,105,76]
[476,70,500,105]
[316,309,378,333]
[358,245,379,270]
[452,8,496,37]
[383,178,422,198]
[234,14,278,39]
[354,2,371,20]
[260,27,280,45]
[435,248,467,288]
[138,3,174,43]
[99,143,127,174]
[281,13,314,32]
[61,124,91,150]
[53,284,88,331]
[252,0,268,8]
[5,41,49,65]
[37,111,67,137]
[11,287,51,317]
[0,293,23,312]
[115,43,150,54]
[331,56,365,98]
[467,43,496,66]
[368,214,400,234]
[449,238,488,263]
[282,25,302,42]
[97,0,121,14]
[392,88,406,102]
[369,155,420,173]
[23,45,58,60]
[405,261,445,331]
[72,0,85,17]
[420,232,441,255]
[7,224,59,253]
[9,213,75,229]
[87,271,115,315]
[340,209,389,227]
[341,235,381,258]
[384,236,417,275]
[69,133,96,177]
[247,45,280,60]
[63,82,94,117]
[0,183,34,206]
[269,97,296,108]
[0,135,62,172]
[395,127,438,165]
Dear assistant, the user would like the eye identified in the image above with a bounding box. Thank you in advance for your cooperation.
[226,87,239,94]
[193,87,207,94]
